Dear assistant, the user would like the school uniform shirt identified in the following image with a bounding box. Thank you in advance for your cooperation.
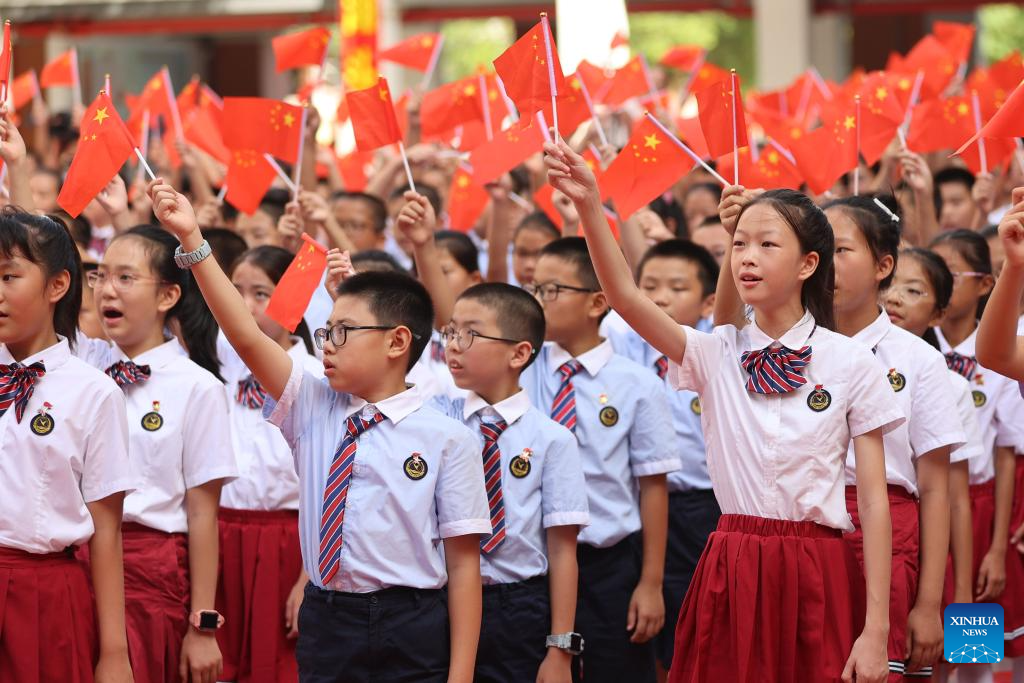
[608,328,711,493]
[948,370,986,469]
[0,337,134,554]
[431,390,590,585]
[115,339,239,533]
[934,327,1024,484]
[844,311,965,495]
[265,361,491,593]
[521,340,678,549]
[219,340,323,511]
[670,311,905,532]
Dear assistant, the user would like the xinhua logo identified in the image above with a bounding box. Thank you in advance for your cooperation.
[944,603,1004,664]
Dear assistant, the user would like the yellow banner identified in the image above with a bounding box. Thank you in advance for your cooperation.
[339,0,378,92]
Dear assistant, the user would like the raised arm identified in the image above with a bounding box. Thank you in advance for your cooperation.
[148,179,294,399]
[713,185,756,329]
[485,179,514,283]
[0,109,34,211]
[543,139,686,362]
[977,188,1024,379]
[396,190,453,328]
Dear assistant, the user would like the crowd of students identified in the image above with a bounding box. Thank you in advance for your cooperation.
[1,79,1024,683]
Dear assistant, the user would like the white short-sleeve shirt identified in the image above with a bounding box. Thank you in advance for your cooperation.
[265,360,491,593]
[0,338,134,554]
[947,370,985,470]
[844,312,966,495]
[114,339,239,533]
[670,311,905,532]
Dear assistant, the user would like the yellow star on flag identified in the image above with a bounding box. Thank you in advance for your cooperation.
[644,134,661,150]
[957,102,969,116]
[284,112,296,127]
[875,87,888,101]
[93,107,110,125]
[843,115,856,130]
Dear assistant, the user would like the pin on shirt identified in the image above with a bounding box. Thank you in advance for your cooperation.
[30,401,55,436]
[404,451,428,480]
[973,373,987,408]
[509,447,532,478]
[807,384,832,412]
[887,368,906,393]
[597,391,619,427]
[690,396,702,415]
[142,400,163,432]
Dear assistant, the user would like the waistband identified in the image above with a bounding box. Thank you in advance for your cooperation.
[482,574,547,597]
[577,530,641,561]
[844,484,918,504]
[715,514,842,539]
[303,582,444,607]
[970,480,995,496]
[121,522,187,539]
[0,546,77,567]
[219,508,299,523]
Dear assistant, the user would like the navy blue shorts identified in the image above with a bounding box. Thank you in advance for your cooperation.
[475,574,551,682]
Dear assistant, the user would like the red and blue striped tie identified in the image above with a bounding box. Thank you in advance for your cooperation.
[318,410,386,584]
[740,344,812,394]
[104,360,151,389]
[551,360,583,431]
[945,351,977,381]
[236,374,267,410]
[0,361,46,423]
[480,420,510,554]
[654,355,669,380]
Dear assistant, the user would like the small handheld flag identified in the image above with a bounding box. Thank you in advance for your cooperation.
[264,233,328,332]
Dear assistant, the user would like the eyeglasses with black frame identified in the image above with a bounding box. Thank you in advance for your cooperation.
[440,325,525,353]
[524,282,598,302]
[313,322,422,350]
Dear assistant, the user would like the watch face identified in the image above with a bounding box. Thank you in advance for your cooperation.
[199,611,219,630]
[570,634,584,652]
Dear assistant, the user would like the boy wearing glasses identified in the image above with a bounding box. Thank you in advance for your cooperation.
[521,237,677,683]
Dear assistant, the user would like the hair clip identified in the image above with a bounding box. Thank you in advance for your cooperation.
[872,197,900,223]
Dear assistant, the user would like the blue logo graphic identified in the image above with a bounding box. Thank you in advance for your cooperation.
[944,603,1004,664]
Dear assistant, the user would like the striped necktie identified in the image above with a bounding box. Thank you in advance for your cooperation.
[236,374,267,410]
[740,344,812,394]
[318,410,386,584]
[945,351,977,381]
[480,420,510,554]
[0,361,46,423]
[551,360,583,431]
[104,360,152,389]
[654,355,669,380]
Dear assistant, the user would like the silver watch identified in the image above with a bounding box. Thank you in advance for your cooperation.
[546,632,584,655]
[173,240,212,269]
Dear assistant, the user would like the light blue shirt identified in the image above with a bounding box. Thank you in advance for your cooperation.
[265,361,491,593]
[432,390,590,585]
[521,340,679,548]
[607,328,711,493]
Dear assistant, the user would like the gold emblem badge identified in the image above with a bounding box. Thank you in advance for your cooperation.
[807,385,832,412]
[510,448,532,478]
[599,406,619,427]
[30,402,54,436]
[690,396,702,415]
[141,401,163,432]
[887,368,906,393]
[404,452,428,481]
[972,390,987,408]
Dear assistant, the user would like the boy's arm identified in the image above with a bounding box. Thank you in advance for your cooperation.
[485,179,514,284]
[180,480,225,683]
[977,446,1014,601]
[0,110,34,212]
[714,185,761,329]
[977,188,1024,377]
[442,534,482,683]
[629,474,667,644]
[397,191,453,328]
[86,494,133,682]
[544,140,687,363]
[948,460,974,603]
[148,179,294,399]
[537,525,579,682]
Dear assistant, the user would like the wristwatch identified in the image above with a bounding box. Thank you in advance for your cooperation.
[173,240,212,269]
[546,632,584,655]
[189,609,224,633]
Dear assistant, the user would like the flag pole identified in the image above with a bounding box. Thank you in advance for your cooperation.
[70,48,83,110]
[134,148,157,181]
[420,35,444,91]
[898,70,924,142]
[215,183,228,203]
[575,74,609,147]
[478,73,493,141]
[0,21,11,104]
[645,112,728,187]
[263,153,299,194]
[291,107,308,201]
[162,66,185,143]
[854,95,861,196]
[494,75,518,123]
[971,89,987,175]
[540,13,560,141]
[104,73,111,98]
[397,141,417,192]
[730,69,739,186]
[678,50,706,108]
[135,109,151,184]
[639,53,666,120]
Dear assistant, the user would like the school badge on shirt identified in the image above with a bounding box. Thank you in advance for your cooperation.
[690,397,702,415]
[972,373,987,408]
[404,452,428,481]
[887,368,906,393]
[31,402,55,436]
[807,384,832,412]
[510,448,532,478]
[597,392,619,427]
[142,401,164,432]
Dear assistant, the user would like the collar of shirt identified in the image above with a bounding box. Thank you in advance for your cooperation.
[744,309,815,351]
[463,389,532,426]
[0,335,72,370]
[114,337,186,370]
[344,384,424,424]
[934,325,977,355]
[852,309,892,350]
[547,339,614,377]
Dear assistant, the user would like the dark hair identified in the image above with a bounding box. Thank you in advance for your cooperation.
[929,228,992,317]
[899,247,953,351]
[738,189,836,330]
[232,246,316,355]
[649,193,687,239]
[205,228,249,272]
[979,224,999,240]
[539,237,601,291]
[335,271,433,370]
[331,191,387,233]
[0,208,82,348]
[389,183,442,218]
[434,230,480,275]
[636,239,720,297]
[823,195,902,289]
[933,167,977,217]
[350,249,407,273]
[115,226,223,381]
[50,209,92,250]
[458,282,545,369]
[697,214,723,229]
[256,189,290,225]
[685,182,723,204]
[515,212,560,242]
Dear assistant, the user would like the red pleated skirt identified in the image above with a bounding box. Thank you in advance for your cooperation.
[844,485,920,681]
[0,546,97,683]
[217,508,301,683]
[668,514,863,683]
[1003,460,1024,657]
[123,523,190,683]
[943,481,995,609]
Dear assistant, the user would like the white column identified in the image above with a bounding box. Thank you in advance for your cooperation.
[752,0,811,90]
[810,13,851,82]
[44,33,75,112]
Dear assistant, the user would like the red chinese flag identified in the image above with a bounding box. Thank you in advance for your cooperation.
[660,46,705,72]
[10,71,39,111]
[600,117,694,220]
[696,72,749,159]
[907,96,972,153]
[604,57,650,106]
[790,113,858,195]
[40,50,75,88]
[534,184,563,228]
[379,33,441,72]
[272,27,331,73]
[690,62,729,94]
[0,22,11,96]
[899,35,958,99]
[717,145,802,191]
[57,92,136,218]
[610,32,629,50]
[675,116,711,159]
[576,60,613,103]
[264,233,328,333]
[748,106,807,149]
[448,165,490,232]
[223,98,304,163]
[225,150,277,215]
[955,79,1024,169]
[968,52,1024,120]
[858,72,905,165]
[127,68,181,139]
[347,77,403,152]
[493,17,565,116]
[185,106,230,164]
[933,21,975,65]
[540,73,592,137]
[421,76,486,138]
[469,118,546,185]
[336,150,373,192]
